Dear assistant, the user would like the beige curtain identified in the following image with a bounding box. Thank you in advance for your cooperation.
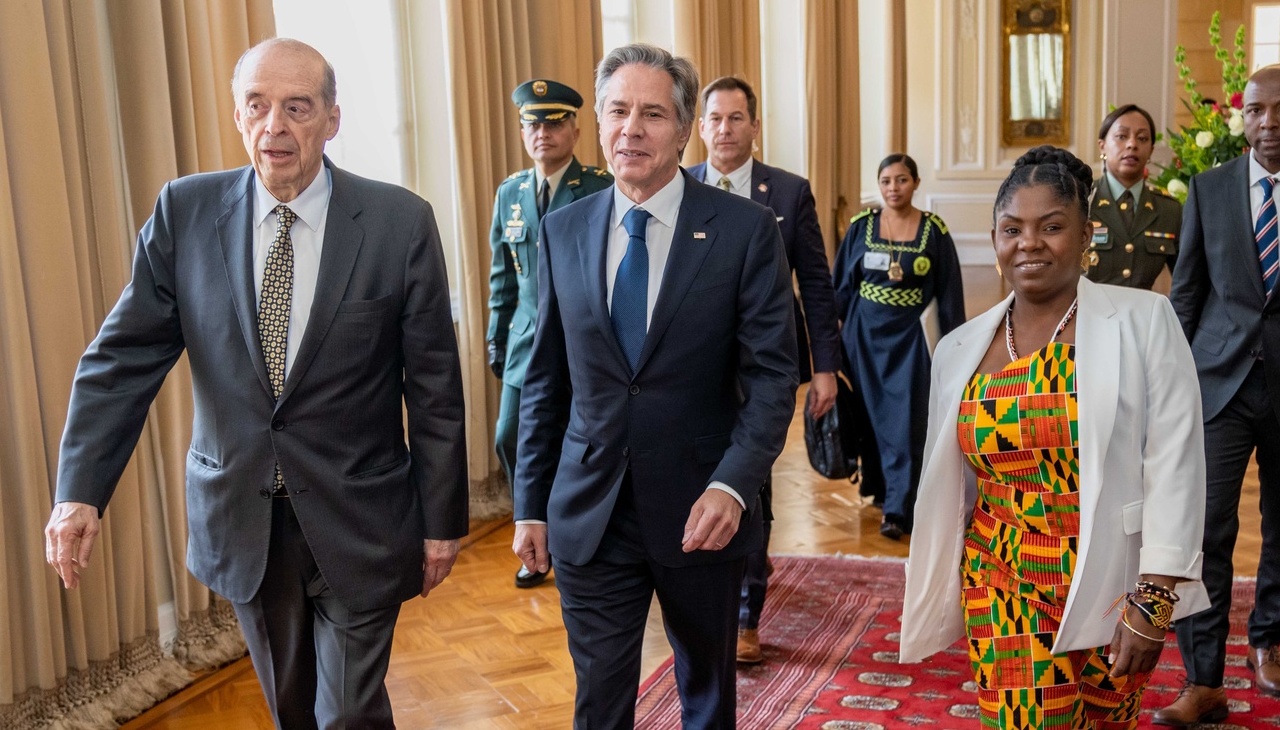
[0,2,272,727]
[404,0,605,514]
[806,0,861,257]
[673,0,762,166]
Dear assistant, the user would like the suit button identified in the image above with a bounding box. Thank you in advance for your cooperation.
[258,488,272,499]
[272,419,285,431]
[623,447,630,458]
[1122,268,1132,278]
[1124,243,1134,252]
[629,385,640,395]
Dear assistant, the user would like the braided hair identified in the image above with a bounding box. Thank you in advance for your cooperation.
[993,145,1093,224]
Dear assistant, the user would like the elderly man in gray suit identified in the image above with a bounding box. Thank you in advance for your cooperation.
[43,38,468,729]
[1159,64,1280,727]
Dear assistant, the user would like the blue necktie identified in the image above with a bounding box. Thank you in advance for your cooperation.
[612,207,652,370]
[1259,176,1279,297]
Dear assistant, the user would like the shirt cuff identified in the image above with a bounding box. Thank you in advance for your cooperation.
[707,482,745,510]
[514,519,547,525]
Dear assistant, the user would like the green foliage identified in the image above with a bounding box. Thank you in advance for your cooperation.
[1149,12,1251,202]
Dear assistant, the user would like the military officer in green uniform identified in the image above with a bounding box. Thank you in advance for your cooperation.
[1086,104,1182,289]
[487,79,612,588]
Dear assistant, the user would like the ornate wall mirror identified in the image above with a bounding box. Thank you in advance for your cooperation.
[1002,0,1072,146]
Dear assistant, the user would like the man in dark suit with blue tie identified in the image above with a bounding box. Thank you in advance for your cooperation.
[1158,65,1280,726]
[688,76,841,665]
[512,44,799,729]
[44,39,468,728]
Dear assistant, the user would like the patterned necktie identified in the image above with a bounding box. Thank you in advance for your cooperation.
[1259,177,1279,297]
[612,207,652,370]
[538,179,551,217]
[1117,190,1135,232]
[260,204,296,495]
[717,176,732,192]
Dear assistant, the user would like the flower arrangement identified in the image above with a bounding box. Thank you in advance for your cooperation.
[1149,12,1250,202]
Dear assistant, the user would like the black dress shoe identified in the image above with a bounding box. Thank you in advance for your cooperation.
[515,564,549,589]
[880,516,904,540]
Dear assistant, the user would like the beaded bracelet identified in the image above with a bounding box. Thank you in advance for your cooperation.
[1135,581,1179,605]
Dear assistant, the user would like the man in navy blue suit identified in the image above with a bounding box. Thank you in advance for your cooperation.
[512,44,799,729]
[689,76,841,665]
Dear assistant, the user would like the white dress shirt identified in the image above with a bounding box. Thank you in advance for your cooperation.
[534,160,572,207]
[252,168,331,377]
[607,172,745,508]
[1250,151,1279,223]
[606,173,685,325]
[704,157,753,198]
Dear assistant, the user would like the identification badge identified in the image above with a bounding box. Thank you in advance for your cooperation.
[1091,225,1109,245]
[505,203,526,242]
[864,251,890,271]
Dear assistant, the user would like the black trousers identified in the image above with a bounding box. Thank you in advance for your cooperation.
[233,497,401,729]
[554,478,744,730]
[1176,362,1280,686]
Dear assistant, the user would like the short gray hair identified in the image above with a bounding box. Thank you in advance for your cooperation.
[593,43,699,133]
[232,38,337,109]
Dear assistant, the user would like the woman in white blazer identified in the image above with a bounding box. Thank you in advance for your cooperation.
[900,146,1209,728]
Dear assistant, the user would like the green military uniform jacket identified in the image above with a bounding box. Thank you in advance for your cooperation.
[487,156,612,388]
[1085,180,1181,289]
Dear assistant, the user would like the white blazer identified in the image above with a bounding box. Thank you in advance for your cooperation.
[900,277,1210,662]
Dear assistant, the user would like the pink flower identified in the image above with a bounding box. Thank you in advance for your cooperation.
[1230,91,1244,109]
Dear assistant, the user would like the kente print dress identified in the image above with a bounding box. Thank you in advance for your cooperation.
[957,341,1151,729]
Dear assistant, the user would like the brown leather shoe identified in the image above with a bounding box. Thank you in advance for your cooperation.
[736,629,762,664]
[1151,682,1228,726]
[1248,645,1280,696]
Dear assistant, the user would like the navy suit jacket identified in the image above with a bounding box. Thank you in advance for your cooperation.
[1170,154,1280,422]
[687,160,841,381]
[56,160,468,613]
[514,170,800,566]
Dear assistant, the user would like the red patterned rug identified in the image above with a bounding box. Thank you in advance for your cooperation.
[635,555,1277,729]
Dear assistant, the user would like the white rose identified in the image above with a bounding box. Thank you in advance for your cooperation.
[1196,130,1215,148]
[1167,178,1188,197]
[1228,113,1245,136]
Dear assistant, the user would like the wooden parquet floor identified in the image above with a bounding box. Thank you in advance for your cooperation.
[122,384,1262,729]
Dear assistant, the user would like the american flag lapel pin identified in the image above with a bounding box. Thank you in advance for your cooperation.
[693,232,707,239]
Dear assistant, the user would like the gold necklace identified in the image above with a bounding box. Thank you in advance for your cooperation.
[881,213,911,282]
[1005,298,1079,361]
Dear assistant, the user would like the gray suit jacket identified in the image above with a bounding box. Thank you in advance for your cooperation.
[56,159,468,612]
[1170,154,1280,422]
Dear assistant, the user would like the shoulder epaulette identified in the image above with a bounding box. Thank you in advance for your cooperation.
[506,170,523,180]
[587,166,611,178]
[849,207,878,225]
[1146,184,1177,202]
[925,211,949,235]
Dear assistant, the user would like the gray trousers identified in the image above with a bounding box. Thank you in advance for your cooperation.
[233,497,401,729]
